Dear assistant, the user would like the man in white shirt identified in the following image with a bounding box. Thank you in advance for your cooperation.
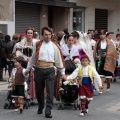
[25,27,66,118]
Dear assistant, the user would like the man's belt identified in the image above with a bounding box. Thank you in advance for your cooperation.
[35,61,54,68]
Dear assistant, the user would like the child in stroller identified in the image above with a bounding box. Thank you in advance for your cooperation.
[58,79,80,110]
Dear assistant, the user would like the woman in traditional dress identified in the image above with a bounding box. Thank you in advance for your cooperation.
[54,34,79,101]
[15,27,38,105]
[94,30,117,93]
[71,31,95,68]
[114,34,120,77]
[59,34,79,102]
[61,34,79,75]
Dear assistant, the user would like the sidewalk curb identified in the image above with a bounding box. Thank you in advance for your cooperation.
[0,82,8,86]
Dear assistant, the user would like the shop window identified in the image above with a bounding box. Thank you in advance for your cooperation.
[73,7,85,31]
[0,24,7,36]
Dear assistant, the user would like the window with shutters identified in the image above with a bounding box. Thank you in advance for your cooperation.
[95,9,108,31]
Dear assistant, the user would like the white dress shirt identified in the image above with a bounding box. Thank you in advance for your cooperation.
[26,40,65,75]
[101,40,107,49]
[39,41,54,62]
[67,65,102,87]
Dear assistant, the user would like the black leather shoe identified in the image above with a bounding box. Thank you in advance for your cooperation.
[45,113,52,118]
[37,108,43,114]
[19,108,23,114]
[45,107,52,118]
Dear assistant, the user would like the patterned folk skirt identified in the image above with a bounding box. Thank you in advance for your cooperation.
[79,85,93,101]
[96,60,113,78]
[12,85,25,98]
[29,68,36,99]
[54,70,61,101]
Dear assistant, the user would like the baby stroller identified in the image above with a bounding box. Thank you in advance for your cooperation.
[4,86,15,109]
[58,79,80,110]
[4,82,30,109]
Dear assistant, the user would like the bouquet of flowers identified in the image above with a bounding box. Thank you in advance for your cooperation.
[9,53,16,61]
[96,49,102,71]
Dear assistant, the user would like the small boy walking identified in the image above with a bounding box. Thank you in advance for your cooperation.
[64,55,102,116]
[9,56,28,113]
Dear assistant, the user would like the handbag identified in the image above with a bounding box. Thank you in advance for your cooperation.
[65,59,76,73]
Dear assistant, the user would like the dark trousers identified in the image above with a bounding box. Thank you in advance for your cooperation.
[0,66,3,80]
[34,67,55,110]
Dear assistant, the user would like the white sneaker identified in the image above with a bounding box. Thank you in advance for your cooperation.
[63,81,69,85]
[79,112,85,116]
[99,91,103,94]
[86,109,89,113]
[59,88,64,92]
[14,108,19,112]
[106,89,110,92]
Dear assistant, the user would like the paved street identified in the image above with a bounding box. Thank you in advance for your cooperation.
[0,75,120,120]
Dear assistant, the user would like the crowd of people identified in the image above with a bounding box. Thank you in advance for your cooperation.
[0,27,120,118]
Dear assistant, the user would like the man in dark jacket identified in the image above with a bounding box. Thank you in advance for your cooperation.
[3,35,15,77]
[0,33,6,81]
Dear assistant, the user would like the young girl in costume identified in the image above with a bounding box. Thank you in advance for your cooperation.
[64,55,102,116]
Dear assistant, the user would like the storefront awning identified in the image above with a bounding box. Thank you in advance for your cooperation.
[15,0,76,8]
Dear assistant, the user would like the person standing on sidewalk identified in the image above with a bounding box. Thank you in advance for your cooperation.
[25,26,66,118]
[0,33,6,81]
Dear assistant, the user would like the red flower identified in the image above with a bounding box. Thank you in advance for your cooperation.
[9,53,13,58]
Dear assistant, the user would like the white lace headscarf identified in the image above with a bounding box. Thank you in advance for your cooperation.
[60,35,65,46]
[76,31,95,68]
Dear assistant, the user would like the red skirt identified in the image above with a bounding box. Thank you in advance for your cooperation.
[79,85,93,101]
[29,68,36,99]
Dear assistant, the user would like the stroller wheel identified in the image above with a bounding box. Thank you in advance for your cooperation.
[28,100,31,107]
[8,103,11,109]
[8,105,11,109]
[77,104,81,110]
[58,103,60,110]
[74,103,77,110]
[24,101,28,109]
[30,102,35,106]
[61,104,64,110]
[4,103,8,109]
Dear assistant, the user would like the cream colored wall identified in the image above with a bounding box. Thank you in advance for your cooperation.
[0,0,15,37]
[85,7,95,32]
[0,0,14,21]
[108,10,120,39]
[76,0,120,10]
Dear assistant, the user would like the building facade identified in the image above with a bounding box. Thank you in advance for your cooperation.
[0,0,120,39]
[0,0,76,37]
[74,0,120,38]
[0,0,15,36]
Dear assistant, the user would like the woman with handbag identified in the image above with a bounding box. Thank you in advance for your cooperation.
[60,34,79,75]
